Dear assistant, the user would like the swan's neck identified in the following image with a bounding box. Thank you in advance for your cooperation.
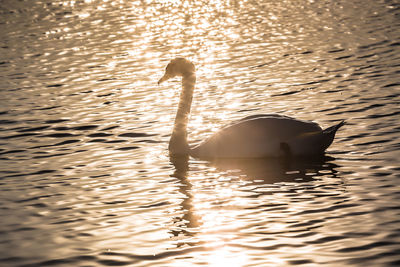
[169,72,196,155]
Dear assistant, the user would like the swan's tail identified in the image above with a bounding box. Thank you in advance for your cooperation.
[321,120,345,152]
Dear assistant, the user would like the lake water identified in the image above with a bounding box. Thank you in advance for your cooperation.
[1,0,400,266]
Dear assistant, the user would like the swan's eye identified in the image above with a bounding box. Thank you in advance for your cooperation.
[166,64,177,76]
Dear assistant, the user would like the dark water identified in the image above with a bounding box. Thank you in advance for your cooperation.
[1,0,400,266]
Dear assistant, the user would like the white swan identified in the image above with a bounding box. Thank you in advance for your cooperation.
[158,58,344,158]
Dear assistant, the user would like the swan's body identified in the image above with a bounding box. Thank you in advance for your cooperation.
[158,58,344,158]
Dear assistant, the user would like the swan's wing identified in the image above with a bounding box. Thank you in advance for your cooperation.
[192,116,322,158]
[238,113,294,121]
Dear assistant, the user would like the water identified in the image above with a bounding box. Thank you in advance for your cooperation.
[0,0,400,266]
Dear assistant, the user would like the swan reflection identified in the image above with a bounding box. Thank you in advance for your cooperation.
[208,156,339,184]
[169,155,201,240]
[168,154,339,245]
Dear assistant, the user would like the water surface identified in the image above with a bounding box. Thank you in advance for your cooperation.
[1,0,400,266]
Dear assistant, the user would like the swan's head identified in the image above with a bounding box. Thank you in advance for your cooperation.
[158,58,195,85]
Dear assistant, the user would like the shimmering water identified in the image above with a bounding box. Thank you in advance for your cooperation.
[1,0,400,266]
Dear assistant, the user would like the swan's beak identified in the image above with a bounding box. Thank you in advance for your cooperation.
[158,73,170,85]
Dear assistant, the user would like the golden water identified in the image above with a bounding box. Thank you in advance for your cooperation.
[0,0,400,266]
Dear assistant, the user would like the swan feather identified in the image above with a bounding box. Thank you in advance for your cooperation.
[158,58,344,158]
[191,114,324,158]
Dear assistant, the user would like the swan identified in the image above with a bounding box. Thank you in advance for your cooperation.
[158,58,344,158]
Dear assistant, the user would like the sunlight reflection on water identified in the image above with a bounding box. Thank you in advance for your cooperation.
[0,0,400,266]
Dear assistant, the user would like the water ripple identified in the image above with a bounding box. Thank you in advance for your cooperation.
[0,0,399,266]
